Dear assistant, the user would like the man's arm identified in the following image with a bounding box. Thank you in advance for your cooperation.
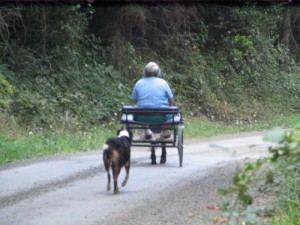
[131,99,137,106]
[168,98,174,106]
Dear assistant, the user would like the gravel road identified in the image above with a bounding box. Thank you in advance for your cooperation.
[0,131,272,225]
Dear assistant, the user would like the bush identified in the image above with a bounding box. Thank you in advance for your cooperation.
[0,72,14,110]
[0,4,299,129]
[218,125,300,224]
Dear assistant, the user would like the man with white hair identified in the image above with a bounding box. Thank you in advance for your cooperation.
[131,62,174,140]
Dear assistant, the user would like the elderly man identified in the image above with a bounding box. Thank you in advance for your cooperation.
[131,62,174,140]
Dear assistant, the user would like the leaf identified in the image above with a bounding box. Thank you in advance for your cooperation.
[239,193,253,205]
[213,215,227,223]
[218,188,229,195]
[263,127,285,143]
[206,205,221,210]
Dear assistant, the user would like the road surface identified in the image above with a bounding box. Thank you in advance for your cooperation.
[0,131,272,225]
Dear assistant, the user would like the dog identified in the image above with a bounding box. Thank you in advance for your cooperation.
[102,129,132,194]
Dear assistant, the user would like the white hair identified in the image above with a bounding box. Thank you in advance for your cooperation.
[144,62,161,77]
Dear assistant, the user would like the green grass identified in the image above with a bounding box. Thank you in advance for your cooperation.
[266,184,300,225]
[0,113,299,164]
[185,113,300,138]
[0,125,117,163]
[268,204,300,225]
[215,120,300,225]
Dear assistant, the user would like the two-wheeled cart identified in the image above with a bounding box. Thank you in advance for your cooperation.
[120,106,184,167]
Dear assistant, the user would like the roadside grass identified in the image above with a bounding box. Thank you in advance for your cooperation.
[132,115,300,225]
[0,113,299,164]
[263,169,300,225]
[185,113,300,138]
[216,120,300,225]
[268,202,300,225]
[266,155,300,225]
[0,125,117,163]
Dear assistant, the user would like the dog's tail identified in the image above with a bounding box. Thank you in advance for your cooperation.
[102,143,112,161]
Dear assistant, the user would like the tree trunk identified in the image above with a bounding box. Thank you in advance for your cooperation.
[281,7,291,50]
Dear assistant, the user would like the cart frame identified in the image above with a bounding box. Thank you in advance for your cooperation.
[119,106,184,167]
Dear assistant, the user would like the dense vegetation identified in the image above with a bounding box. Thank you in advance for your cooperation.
[0,3,299,131]
[218,125,300,225]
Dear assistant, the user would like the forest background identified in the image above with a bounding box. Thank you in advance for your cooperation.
[0,2,299,133]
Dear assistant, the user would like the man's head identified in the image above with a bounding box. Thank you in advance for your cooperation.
[144,62,161,77]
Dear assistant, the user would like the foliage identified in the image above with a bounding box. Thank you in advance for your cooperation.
[0,4,132,129]
[201,6,300,120]
[0,3,299,130]
[0,72,14,110]
[218,160,264,206]
[266,126,300,161]
[218,125,300,225]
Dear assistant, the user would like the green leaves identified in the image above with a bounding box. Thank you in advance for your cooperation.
[268,125,300,162]
[218,160,264,206]
[1,4,300,129]
[263,127,286,142]
[219,125,300,224]
[0,73,14,109]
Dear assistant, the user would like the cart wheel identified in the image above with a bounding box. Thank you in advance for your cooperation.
[177,125,184,167]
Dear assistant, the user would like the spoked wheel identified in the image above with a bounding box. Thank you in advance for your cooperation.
[177,125,184,167]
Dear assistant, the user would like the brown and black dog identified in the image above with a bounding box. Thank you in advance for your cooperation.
[102,129,132,194]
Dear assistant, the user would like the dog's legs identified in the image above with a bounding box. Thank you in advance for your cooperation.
[122,161,130,187]
[105,164,111,191]
[150,147,156,165]
[104,159,111,192]
[112,165,121,194]
[160,143,167,164]
[106,172,111,191]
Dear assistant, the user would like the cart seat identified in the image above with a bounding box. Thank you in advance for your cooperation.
[120,106,182,125]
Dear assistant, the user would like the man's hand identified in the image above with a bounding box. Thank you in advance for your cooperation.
[168,98,175,106]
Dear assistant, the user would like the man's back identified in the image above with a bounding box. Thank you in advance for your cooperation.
[131,77,173,107]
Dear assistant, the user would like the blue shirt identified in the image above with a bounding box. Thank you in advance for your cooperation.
[131,77,173,107]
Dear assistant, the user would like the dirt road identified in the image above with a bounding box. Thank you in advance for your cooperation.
[0,131,272,225]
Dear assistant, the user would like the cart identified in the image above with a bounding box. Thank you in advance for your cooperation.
[120,106,184,167]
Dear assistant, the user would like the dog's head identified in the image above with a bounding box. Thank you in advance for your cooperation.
[117,129,132,143]
[118,129,130,138]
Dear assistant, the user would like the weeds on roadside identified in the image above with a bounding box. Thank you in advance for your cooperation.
[0,114,299,164]
[0,124,117,163]
[185,113,300,139]
[217,124,300,225]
